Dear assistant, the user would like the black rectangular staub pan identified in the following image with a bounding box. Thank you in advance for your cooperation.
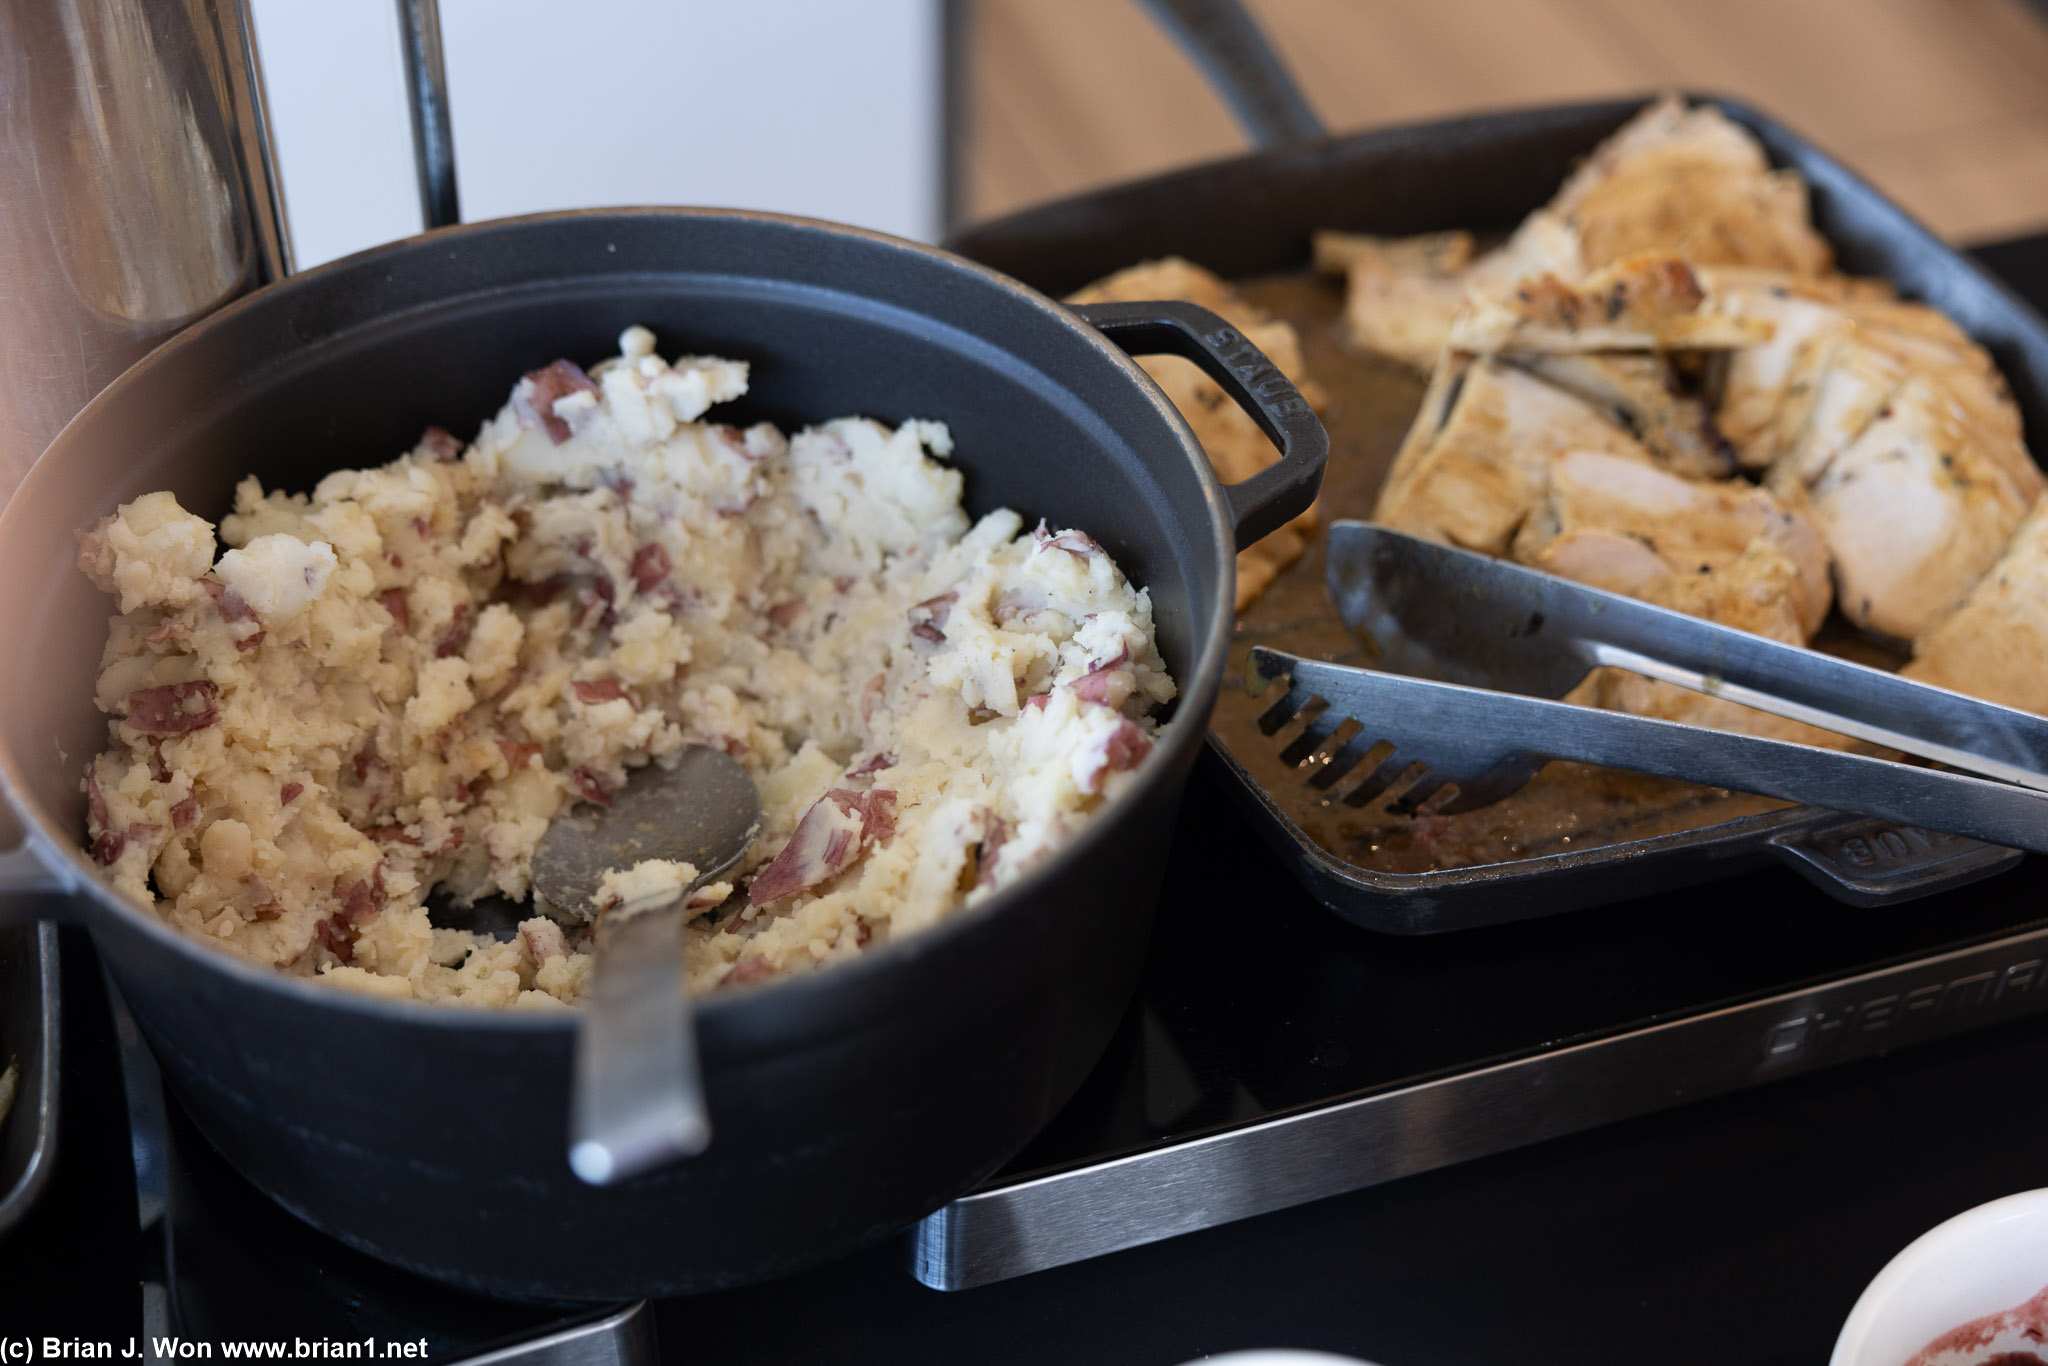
[948,96,2048,933]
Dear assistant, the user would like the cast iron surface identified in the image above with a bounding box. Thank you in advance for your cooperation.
[0,208,1321,1298]
[947,94,2048,928]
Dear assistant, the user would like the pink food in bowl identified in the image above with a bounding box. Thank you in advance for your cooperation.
[1907,1282,2048,1365]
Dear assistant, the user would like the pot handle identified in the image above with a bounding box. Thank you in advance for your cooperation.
[1766,814,2024,908]
[0,803,75,926]
[1070,299,1329,550]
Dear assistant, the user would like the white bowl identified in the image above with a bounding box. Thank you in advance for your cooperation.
[1832,1188,2048,1366]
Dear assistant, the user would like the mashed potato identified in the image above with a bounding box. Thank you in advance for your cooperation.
[77,326,1176,1008]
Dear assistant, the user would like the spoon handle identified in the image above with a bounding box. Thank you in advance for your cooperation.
[568,902,710,1185]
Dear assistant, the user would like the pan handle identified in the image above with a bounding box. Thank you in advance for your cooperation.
[1070,299,1329,549]
[1766,814,2023,909]
[1133,0,1325,149]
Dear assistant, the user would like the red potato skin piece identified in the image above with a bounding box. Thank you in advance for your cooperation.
[125,681,220,736]
[719,955,776,987]
[630,543,671,593]
[571,679,630,705]
[748,788,897,906]
[314,915,354,963]
[378,588,409,632]
[516,360,598,444]
[907,591,957,644]
[200,581,264,651]
[976,812,1010,889]
[1070,647,1133,707]
[420,425,462,461]
[858,672,887,725]
[520,922,563,962]
[170,794,198,829]
[201,579,257,622]
[1097,720,1152,781]
[846,752,895,781]
[748,797,855,905]
[526,578,563,607]
[570,768,612,808]
[834,787,898,844]
[1032,519,1103,559]
[498,740,543,771]
[336,875,380,926]
[434,604,472,659]
[576,574,618,632]
[993,587,1050,627]
[280,782,303,806]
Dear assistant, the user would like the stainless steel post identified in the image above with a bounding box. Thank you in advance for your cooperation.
[396,0,459,230]
[0,0,291,502]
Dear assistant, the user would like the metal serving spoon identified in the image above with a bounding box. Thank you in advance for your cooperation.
[531,745,761,1186]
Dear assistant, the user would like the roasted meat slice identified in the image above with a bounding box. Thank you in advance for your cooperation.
[1796,374,2042,640]
[1512,450,1831,639]
[1318,212,1583,370]
[1509,450,1847,746]
[1707,266,2044,640]
[1549,96,1832,275]
[1702,268,1892,468]
[1320,240,1472,370]
[1373,360,1653,555]
[1325,97,1827,371]
[1506,353,1734,480]
[1736,285,2026,493]
[1448,256,1769,355]
[1762,320,1915,493]
[1313,228,1475,277]
[1906,500,2048,713]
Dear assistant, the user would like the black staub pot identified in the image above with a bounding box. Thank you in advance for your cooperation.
[0,210,1323,1298]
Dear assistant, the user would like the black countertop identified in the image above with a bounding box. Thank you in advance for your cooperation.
[9,234,2048,1363]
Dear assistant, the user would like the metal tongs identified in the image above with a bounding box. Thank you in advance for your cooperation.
[1245,522,2048,855]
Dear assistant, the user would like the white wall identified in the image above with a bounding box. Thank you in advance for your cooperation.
[248,1,420,269]
[250,0,944,270]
